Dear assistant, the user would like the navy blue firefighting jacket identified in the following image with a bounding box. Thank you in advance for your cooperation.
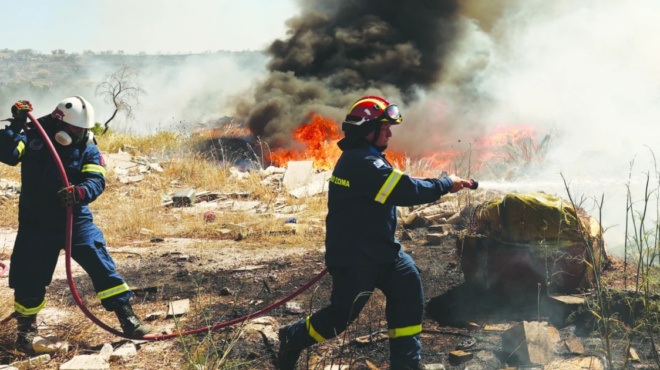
[0,125,106,231]
[325,145,453,267]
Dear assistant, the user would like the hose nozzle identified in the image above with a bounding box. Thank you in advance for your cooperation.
[468,179,479,190]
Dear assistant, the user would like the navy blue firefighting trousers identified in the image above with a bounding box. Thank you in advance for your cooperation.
[9,222,132,316]
[281,250,424,367]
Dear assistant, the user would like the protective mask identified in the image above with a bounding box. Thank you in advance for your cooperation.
[54,130,73,146]
[54,130,93,146]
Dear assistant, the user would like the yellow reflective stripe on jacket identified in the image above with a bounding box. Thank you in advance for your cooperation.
[14,299,45,316]
[388,324,422,338]
[374,169,403,204]
[306,316,326,343]
[97,283,130,300]
[82,163,106,177]
[16,141,25,159]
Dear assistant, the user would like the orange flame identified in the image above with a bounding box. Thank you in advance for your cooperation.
[268,114,541,175]
[475,125,540,162]
[268,114,412,170]
[482,126,536,147]
[267,113,342,169]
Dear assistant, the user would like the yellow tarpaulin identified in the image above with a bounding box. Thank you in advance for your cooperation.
[458,192,607,294]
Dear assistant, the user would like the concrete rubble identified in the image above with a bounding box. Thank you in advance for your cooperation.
[7,340,141,370]
[502,321,560,366]
[33,334,69,355]
[167,299,190,318]
[0,178,21,201]
[281,160,314,190]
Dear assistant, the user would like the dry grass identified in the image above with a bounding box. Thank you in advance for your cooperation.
[0,129,492,247]
[0,131,329,249]
[98,131,186,158]
[90,132,328,248]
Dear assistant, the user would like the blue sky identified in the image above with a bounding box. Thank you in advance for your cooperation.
[0,0,298,54]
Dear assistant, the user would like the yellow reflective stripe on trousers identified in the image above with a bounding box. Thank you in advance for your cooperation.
[97,283,130,300]
[388,324,422,338]
[305,316,326,343]
[374,169,403,204]
[14,299,45,316]
[82,163,106,177]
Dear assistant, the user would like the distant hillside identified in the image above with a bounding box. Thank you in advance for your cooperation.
[0,49,265,83]
[0,49,268,132]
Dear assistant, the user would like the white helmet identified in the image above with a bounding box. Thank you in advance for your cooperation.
[51,96,95,129]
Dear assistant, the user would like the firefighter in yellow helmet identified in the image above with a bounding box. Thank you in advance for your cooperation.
[277,96,473,370]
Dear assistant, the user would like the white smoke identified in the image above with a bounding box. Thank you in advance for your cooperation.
[415,0,660,255]
[110,55,268,134]
[80,53,269,134]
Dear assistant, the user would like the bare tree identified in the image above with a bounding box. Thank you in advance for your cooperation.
[95,63,146,134]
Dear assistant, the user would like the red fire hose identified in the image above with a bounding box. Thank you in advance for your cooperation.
[19,112,328,340]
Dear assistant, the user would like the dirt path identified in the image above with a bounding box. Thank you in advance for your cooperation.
[0,228,322,300]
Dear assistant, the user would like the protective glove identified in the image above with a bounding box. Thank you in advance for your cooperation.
[7,100,33,133]
[11,100,33,120]
[57,185,86,207]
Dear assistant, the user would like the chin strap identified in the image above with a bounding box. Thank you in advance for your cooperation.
[369,123,381,145]
[368,122,388,152]
[338,121,384,151]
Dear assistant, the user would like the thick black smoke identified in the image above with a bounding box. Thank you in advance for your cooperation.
[232,0,460,148]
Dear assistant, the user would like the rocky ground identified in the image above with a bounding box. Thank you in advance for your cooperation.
[1,221,656,370]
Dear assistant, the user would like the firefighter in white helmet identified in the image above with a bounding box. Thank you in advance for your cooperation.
[0,97,152,355]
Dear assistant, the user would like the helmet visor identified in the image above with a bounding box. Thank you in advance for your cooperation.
[382,104,402,123]
[344,103,402,126]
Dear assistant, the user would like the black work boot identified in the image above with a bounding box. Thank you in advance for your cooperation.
[16,315,37,355]
[114,303,152,338]
[278,325,303,370]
